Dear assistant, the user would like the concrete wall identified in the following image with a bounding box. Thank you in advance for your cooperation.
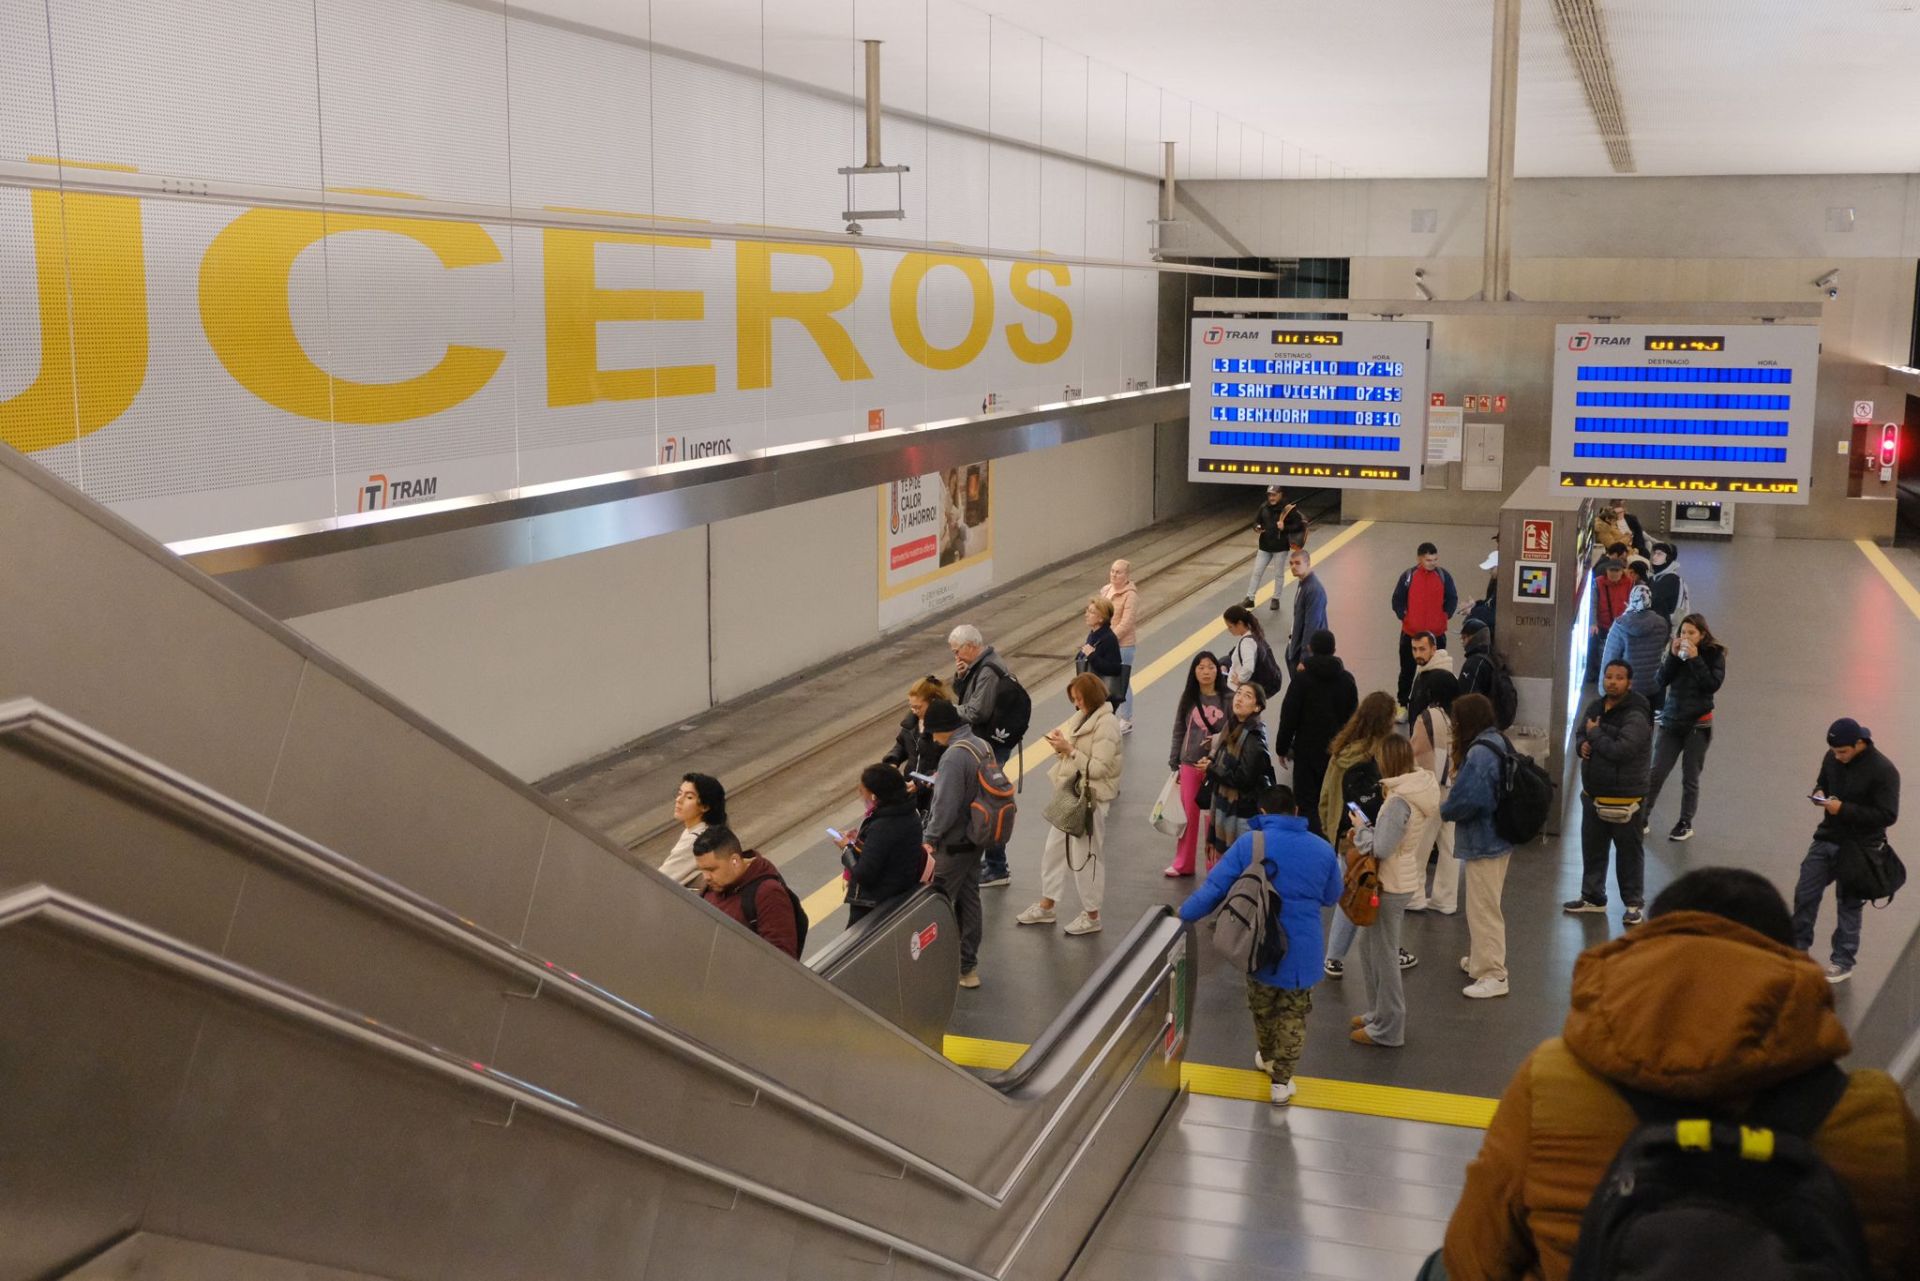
[1177,175,1915,537]
[287,423,1182,781]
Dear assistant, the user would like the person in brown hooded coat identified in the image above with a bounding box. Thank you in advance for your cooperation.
[1439,866,1920,1281]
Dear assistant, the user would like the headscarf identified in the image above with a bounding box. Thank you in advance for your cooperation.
[1627,583,1653,612]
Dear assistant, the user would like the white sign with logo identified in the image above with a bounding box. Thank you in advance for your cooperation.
[877,463,994,632]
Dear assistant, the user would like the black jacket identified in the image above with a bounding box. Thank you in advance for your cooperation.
[882,710,946,807]
[1575,691,1654,798]
[1459,640,1498,703]
[1654,646,1724,730]
[1254,498,1308,553]
[842,799,926,908]
[1273,653,1358,765]
[1079,624,1123,677]
[1208,717,1273,818]
[1814,745,1901,849]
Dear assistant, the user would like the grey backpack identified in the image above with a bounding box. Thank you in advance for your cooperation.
[1208,832,1288,974]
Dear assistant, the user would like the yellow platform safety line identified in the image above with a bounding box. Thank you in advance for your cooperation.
[1856,539,1920,624]
[945,1033,1497,1130]
[799,520,1376,925]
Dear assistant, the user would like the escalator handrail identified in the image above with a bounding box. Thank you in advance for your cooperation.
[0,699,1185,1206]
[806,884,942,975]
[0,885,1000,1281]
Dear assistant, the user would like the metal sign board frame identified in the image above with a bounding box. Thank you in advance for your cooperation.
[1188,319,1432,490]
[1550,323,1819,504]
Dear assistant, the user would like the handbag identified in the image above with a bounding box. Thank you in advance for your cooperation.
[1044,768,1094,837]
[1150,771,1187,838]
[1836,837,1906,905]
[1591,795,1642,824]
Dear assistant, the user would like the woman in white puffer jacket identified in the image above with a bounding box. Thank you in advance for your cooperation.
[1348,734,1442,1048]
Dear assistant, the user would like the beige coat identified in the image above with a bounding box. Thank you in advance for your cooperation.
[657,822,708,888]
[1373,768,1442,893]
[1099,580,1140,647]
[1053,702,1124,804]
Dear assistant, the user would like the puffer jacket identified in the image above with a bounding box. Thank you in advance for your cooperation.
[1574,690,1653,798]
[1051,702,1124,805]
[1444,912,1920,1281]
[1655,644,1725,730]
[1441,728,1515,860]
[1600,607,1668,698]
[1099,580,1140,647]
[1358,768,1443,894]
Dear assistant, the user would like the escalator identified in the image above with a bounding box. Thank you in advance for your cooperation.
[0,445,1194,1280]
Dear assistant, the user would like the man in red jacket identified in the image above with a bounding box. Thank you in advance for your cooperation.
[1585,556,1634,684]
[695,826,802,958]
[1391,541,1458,708]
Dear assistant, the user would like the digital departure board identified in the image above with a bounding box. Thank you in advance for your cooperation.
[1550,323,1819,504]
[1189,319,1432,490]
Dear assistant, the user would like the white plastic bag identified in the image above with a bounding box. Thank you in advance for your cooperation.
[1149,771,1187,839]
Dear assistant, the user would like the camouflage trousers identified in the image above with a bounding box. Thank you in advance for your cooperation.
[1246,979,1313,1085]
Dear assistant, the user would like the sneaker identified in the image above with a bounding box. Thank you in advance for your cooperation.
[1323,958,1344,979]
[1015,902,1056,926]
[1824,965,1854,984]
[1405,899,1429,913]
[1268,597,1282,612]
[1622,905,1645,926]
[958,969,981,989]
[1350,1027,1383,1046]
[1253,1050,1269,1071]
[1119,720,1133,735]
[1240,596,1256,609]
[1268,1080,1296,1106]
[1460,955,1472,974]
[1463,976,1510,999]
[979,871,1012,889]
[1064,911,1102,935]
[1669,820,1695,842]
[1162,865,1192,878]
[1562,898,1607,914]
[1397,949,1418,971]
[1395,703,1409,721]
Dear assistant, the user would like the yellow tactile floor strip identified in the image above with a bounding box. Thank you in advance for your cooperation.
[945,1033,1498,1130]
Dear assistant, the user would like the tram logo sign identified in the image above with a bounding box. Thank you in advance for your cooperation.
[1567,331,1630,352]
[1202,327,1225,345]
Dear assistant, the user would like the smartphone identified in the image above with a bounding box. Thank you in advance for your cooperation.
[910,771,937,787]
[1346,801,1370,827]
[1808,792,1827,806]
[826,827,844,842]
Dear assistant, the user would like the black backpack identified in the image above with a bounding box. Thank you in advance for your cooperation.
[1471,736,1554,845]
[976,658,1031,750]
[1568,1065,1870,1281]
[1250,637,1286,697]
[740,875,810,953]
[1488,655,1520,730]
[1337,759,1384,841]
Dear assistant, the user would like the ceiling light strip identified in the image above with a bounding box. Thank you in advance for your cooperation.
[1550,0,1635,174]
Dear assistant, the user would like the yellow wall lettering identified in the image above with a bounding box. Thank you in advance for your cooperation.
[543,228,716,406]
[735,242,872,390]
[0,187,148,452]
[1005,261,1073,365]
[890,254,993,371]
[199,210,505,424]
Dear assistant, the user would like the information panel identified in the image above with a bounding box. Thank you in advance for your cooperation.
[1550,323,1819,504]
[1187,319,1432,490]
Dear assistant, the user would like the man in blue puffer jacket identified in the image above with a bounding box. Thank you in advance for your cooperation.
[1600,584,1668,700]
[1178,785,1343,1107]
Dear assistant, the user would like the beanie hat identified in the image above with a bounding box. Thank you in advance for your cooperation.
[922,701,964,733]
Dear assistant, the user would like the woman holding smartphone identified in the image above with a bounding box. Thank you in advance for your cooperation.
[1203,682,1273,868]
[1643,613,1727,843]
[1345,734,1441,1048]
[841,765,929,925]
[883,675,951,813]
[1164,651,1232,877]
[1017,673,1124,935]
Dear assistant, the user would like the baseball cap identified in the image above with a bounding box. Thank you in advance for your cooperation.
[1826,717,1871,747]
[1479,550,1499,571]
[923,701,964,733]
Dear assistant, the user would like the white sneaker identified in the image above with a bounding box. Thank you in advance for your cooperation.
[1460,956,1472,974]
[1015,903,1056,926]
[1119,720,1133,735]
[1064,911,1103,935]
[1463,976,1510,999]
[1253,1051,1270,1072]
[1268,1080,1296,1106]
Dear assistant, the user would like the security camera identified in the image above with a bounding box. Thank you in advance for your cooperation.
[1413,267,1433,302]
[1813,269,1840,299]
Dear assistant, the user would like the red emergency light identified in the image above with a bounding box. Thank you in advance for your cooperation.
[1881,423,1900,471]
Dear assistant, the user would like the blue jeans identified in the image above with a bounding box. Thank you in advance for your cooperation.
[1117,645,1136,721]
[980,740,1015,881]
[1791,839,1863,969]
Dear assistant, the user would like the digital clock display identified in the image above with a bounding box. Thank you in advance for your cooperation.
[1644,335,1726,352]
[1271,330,1344,347]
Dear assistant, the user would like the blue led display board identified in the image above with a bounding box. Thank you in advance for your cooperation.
[1550,324,1818,503]
[1187,319,1432,489]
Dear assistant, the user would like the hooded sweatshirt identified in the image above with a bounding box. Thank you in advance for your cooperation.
[1274,653,1358,765]
[1358,768,1443,893]
[1443,912,1920,1281]
[1648,546,1689,626]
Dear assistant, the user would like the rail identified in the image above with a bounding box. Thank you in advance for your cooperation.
[0,698,1185,1209]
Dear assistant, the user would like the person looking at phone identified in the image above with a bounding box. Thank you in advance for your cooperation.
[1791,719,1901,984]
[1642,614,1726,843]
[840,765,928,926]
[1346,734,1441,1049]
[1565,659,1654,925]
[920,699,990,987]
[883,675,951,814]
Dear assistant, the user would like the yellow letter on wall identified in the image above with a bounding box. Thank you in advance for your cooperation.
[735,241,871,390]
[1006,261,1073,364]
[199,210,505,424]
[0,187,148,452]
[543,229,716,406]
[890,254,994,371]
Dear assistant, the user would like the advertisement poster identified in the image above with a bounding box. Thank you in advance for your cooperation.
[877,462,993,631]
